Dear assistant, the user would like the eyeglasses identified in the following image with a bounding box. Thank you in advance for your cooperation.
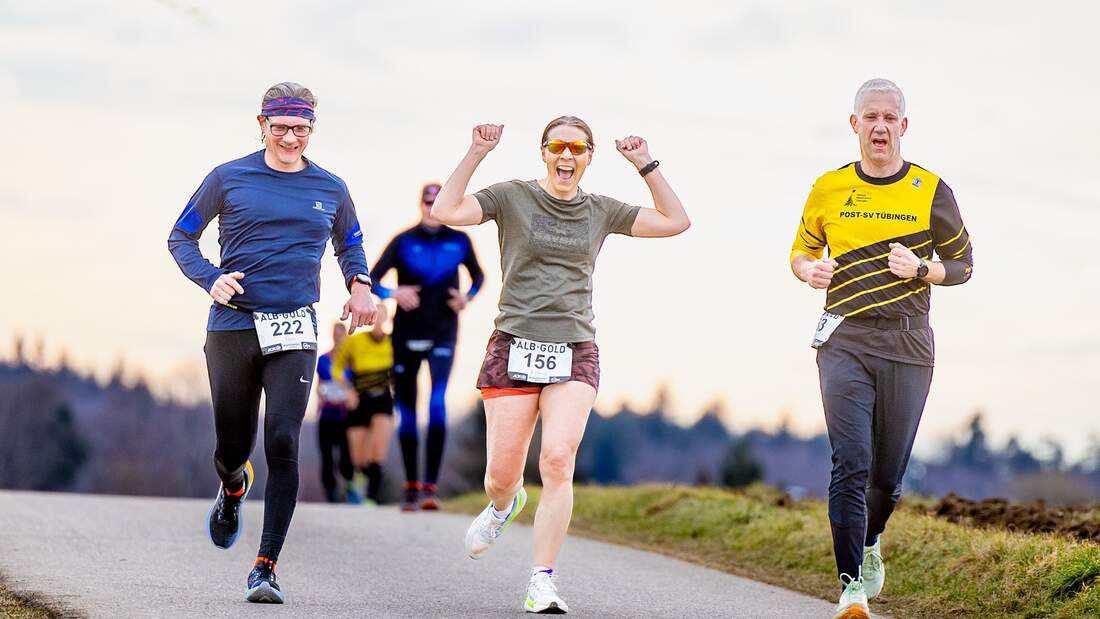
[265,121,313,137]
[543,139,591,156]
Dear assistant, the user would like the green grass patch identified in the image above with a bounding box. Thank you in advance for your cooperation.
[444,484,1100,618]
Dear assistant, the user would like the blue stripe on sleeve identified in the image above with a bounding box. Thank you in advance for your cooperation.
[174,202,205,236]
[345,221,363,248]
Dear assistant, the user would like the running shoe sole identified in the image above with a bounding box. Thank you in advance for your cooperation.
[246,582,285,604]
[525,598,568,614]
[206,460,254,550]
[420,498,440,510]
[832,605,870,619]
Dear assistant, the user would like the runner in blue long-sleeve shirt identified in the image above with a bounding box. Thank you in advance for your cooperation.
[168,81,377,605]
[370,183,484,510]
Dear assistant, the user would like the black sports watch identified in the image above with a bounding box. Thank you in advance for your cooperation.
[352,273,372,289]
[916,260,929,279]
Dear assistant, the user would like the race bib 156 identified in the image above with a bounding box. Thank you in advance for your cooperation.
[507,338,573,384]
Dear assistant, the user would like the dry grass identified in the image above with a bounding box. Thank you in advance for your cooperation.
[0,574,79,619]
[445,484,1100,618]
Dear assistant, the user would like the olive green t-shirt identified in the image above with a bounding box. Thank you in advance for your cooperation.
[475,179,641,343]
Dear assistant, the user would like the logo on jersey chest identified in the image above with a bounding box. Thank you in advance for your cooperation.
[843,189,872,207]
[838,189,918,223]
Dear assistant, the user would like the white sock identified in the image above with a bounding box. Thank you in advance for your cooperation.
[532,566,553,577]
[490,503,510,520]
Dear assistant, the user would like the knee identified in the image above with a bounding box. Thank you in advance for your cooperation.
[428,396,447,428]
[266,425,300,462]
[830,442,871,486]
[539,444,576,486]
[397,406,418,436]
[868,478,904,501]
[485,464,522,497]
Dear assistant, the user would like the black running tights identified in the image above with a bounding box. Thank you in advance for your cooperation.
[205,329,316,563]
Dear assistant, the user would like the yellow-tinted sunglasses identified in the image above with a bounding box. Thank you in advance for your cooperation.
[542,139,591,156]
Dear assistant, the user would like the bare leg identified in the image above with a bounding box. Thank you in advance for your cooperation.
[367,414,394,464]
[483,393,540,510]
[347,426,371,470]
[532,381,595,568]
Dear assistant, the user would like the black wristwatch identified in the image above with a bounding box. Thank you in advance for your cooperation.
[352,273,372,289]
[916,260,929,279]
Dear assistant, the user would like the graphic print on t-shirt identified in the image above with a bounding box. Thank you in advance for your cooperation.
[531,214,589,256]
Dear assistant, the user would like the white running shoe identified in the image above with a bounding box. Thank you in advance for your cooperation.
[833,573,870,619]
[525,570,569,614]
[465,487,527,559]
[862,538,885,599]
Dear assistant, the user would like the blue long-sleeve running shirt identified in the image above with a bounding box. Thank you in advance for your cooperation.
[370,224,484,344]
[168,151,370,331]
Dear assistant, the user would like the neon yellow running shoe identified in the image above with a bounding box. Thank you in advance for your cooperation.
[464,487,527,559]
[525,569,568,614]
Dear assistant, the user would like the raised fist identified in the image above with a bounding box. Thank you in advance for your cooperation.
[472,124,503,155]
[615,135,653,169]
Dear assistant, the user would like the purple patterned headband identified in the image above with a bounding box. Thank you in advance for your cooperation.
[261,96,315,120]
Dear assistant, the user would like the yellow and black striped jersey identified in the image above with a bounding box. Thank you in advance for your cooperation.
[333,332,393,394]
[791,161,973,365]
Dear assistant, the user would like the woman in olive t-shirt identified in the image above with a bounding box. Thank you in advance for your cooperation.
[432,116,690,613]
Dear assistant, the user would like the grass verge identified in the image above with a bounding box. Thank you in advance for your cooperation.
[0,573,75,619]
[444,484,1100,618]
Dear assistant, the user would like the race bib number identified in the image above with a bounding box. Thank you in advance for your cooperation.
[254,307,318,355]
[811,312,845,349]
[507,338,573,384]
[318,381,345,404]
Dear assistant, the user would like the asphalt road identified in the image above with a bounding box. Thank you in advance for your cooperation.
[0,491,846,618]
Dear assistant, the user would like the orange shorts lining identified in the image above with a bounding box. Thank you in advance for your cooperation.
[480,387,542,400]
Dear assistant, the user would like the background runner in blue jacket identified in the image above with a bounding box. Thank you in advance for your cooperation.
[168,82,377,604]
[370,183,484,510]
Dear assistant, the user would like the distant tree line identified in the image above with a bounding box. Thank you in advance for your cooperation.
[2,347,1097,505]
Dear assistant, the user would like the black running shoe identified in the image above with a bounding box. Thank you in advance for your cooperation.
[420,483,440,511]
[207,461,253,549]
[246,557,284,604]
[400,482,420,512]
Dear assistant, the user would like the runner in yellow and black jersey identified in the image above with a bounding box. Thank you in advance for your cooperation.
[790,78,973,619]
[792,160,972,364]
[333,305,395,504]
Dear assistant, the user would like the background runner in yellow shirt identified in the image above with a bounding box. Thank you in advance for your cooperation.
[334,305,395,504]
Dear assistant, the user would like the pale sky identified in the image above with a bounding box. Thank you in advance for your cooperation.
[2,1,1098,456]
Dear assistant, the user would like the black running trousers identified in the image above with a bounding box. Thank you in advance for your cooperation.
[205,329,316,563]
[816,343,933,584]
